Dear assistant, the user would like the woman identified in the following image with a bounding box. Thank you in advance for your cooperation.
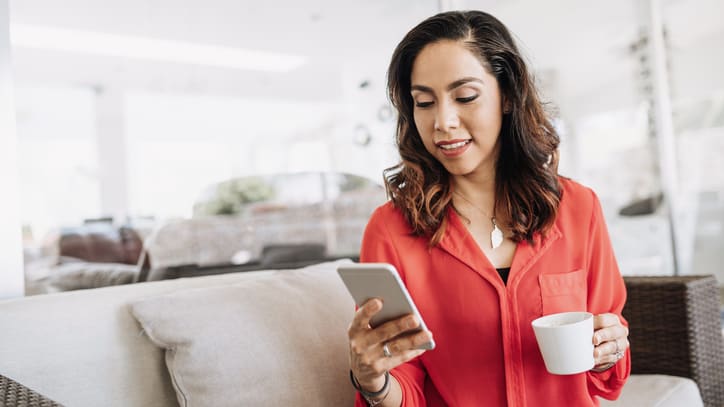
[347,10,630,407]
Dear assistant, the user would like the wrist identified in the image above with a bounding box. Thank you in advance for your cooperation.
[356,375,386,393]
[350,370,391,406]
[590,362,616,373]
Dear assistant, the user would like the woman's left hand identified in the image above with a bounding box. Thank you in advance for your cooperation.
[592,313,629,368]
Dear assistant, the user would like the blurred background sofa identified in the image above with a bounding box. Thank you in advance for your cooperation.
[23,221,144,295]
[22,171,385,294]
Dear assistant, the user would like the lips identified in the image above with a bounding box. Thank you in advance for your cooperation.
[435,139,472,157]
[437,140,471,150]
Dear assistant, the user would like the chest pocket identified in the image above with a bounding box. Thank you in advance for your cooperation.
[539,269,587,315]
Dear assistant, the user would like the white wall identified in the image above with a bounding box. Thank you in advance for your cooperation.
[0,0,25,298]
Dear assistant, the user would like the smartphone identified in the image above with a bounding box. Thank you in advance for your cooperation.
[337,262,435,350]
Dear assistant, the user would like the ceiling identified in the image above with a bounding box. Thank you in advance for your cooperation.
[7,0,724,123]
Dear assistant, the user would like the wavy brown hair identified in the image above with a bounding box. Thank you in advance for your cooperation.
[385,10,561,246]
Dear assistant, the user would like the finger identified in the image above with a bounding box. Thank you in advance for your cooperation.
[360,346,426,381]
[375,341,429,373]
[366,313,421,348]
[355,332,430,379]
[349,298,383,334]
[593,339,618,360]
[593,323,628,346]
[615,337,630,353]
[594,345,626,366]
[593,313,620,330]
[593,337,629,364]
[382,330,434,358]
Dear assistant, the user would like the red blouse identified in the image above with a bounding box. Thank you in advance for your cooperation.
[354,178,630,406]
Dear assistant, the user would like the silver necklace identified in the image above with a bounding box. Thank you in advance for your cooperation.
[453,191,504,250]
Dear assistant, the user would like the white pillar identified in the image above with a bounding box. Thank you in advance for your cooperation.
[95,87,129,223]
[0,0,25,298]
[639,0,683,274]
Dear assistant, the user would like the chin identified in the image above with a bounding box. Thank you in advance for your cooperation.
[438,152,494,175]
[442,163,477,176]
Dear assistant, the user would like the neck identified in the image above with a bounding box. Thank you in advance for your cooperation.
[451,170,496,215]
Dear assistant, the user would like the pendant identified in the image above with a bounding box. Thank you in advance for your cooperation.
[491,218,503,249]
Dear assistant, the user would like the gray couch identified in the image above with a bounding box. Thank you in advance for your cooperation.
[0,260,710,406]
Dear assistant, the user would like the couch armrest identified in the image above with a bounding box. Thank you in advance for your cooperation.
[622,275,724,407]
[0,374,63,407]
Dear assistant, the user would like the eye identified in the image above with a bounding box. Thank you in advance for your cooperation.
[415,101,434,108]
[456,94,479,103]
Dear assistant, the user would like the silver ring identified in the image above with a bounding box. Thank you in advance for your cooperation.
[382,343,392,358]
[612,339,623,361]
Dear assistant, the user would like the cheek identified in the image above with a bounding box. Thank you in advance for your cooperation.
[413,115,435,150]
[413,113,427,135]
[413,112,430,133]
[466,108,502,135]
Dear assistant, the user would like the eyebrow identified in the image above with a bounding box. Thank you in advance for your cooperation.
[410,77,484,93]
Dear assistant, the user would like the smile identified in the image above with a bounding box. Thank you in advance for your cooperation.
[437,140,471,150]
[436,139,472,157]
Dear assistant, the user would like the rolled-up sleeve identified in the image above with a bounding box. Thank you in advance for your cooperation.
[584,191,631,400]
[353,206,428,406]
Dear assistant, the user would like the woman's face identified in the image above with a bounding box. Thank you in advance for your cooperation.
[410,40,504,178]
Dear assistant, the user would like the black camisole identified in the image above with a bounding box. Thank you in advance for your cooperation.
[496,267,511,285]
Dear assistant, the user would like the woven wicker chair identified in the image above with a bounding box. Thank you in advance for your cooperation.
[623,275,724,407]
[0,374,62,407]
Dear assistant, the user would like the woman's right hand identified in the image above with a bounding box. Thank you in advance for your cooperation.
[348,298,434,392]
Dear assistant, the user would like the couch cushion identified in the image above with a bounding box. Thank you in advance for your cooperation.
[1,260,349,407]
[599,374,703,407]
[0,274,238,407]
[130,261,356,407]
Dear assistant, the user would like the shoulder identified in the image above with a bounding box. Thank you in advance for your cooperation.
[556,176,602,227]
[366,201,412,234]
[558,176,598,209]
[361,201,419,265]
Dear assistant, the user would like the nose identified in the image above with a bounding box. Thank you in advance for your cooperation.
[433,101,459,132]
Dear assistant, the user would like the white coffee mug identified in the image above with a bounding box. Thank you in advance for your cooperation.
[531,311,595,375]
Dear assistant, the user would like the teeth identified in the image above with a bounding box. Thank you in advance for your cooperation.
[440,140,469,150]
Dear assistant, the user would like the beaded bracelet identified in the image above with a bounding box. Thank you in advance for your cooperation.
[350,370,391,406]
